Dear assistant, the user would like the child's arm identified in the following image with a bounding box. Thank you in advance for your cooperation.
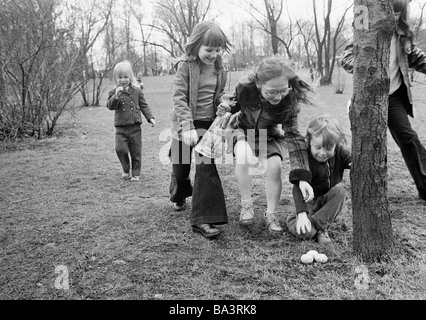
[173,61,198,146]
[408,44,426,74]
[138,91,155,125]
[173,61,194,131]
[292,184,312,235]
[338,145,352,170]
[283,112,311,185]
[106,89,120,110]
[299,180,314,202]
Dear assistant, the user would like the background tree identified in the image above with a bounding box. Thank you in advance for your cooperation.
[228,21,262,71]
[351,0,394,261]
[296,19,317,81]
[0,0,113,139]
[150,0,213,58]
[72,0,114,107]
[128,0,155,76]
[312,0,351,85]
[412,0,426,41]
[242,0,298,58]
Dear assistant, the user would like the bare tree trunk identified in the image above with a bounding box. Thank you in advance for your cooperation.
[0,63,5,109]
[0,35,5,109]
[351,0,394,262]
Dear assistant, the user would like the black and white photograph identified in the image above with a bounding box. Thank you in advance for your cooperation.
[0,0,425,306]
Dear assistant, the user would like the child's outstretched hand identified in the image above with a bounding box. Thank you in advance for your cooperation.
[299,180,314,202]
[296,212,312,235]
[149,118,156,127]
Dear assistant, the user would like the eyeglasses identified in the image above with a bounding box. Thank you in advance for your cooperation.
[260,85,292,97]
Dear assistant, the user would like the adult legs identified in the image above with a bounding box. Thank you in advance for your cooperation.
[388,87,426,198]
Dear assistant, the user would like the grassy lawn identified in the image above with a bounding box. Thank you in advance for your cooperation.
[0,68,425,301]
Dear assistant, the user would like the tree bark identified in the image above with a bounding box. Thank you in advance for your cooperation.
[351,0,394,261]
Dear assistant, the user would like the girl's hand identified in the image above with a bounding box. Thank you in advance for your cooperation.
[115,86,124,98]
[270,124,285,138]
[216,102,231,116]
[299,180,314,202]
[149,118,156,127]
[182,129,198,146]
[296,212,312,235]
[216,97,236,116]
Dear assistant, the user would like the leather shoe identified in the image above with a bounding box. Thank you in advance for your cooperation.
[192,224,222,238]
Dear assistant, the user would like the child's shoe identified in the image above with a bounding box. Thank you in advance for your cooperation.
[130,176,140,182]
[122,173,130,180]
[263,211,283,236]
[239,199,254,225]
[173,201,186,211]
[317,230,332,244]
[192,224,222,239]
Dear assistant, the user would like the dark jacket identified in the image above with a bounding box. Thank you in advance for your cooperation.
[107,85,154,127]
[293,144,351,214]
[171,56,227,140]
[341,29,426,117]
[230,82,312,184]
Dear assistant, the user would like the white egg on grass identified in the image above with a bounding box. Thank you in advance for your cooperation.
[300,254,314,264]
[306,250,319,258]
[314,253,328,263]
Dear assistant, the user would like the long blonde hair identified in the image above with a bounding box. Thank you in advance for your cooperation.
[112,60,138,87]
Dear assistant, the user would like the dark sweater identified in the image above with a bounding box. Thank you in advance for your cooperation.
[293,144,351,214]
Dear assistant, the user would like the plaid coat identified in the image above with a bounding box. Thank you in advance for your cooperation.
[229,82,311,184]
[341,28,426,117]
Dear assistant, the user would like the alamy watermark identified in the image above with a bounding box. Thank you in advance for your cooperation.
[158,127,269,176]
[354,5,369,30]
[354,264,370,290]
[54,265,70,290]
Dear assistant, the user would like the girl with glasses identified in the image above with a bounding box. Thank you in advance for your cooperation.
[218,57,314,236]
